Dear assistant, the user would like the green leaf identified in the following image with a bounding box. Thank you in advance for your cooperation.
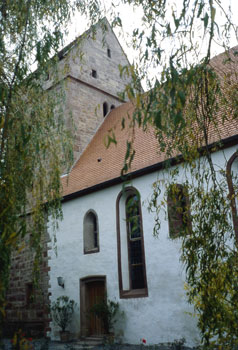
[178,90,186,106]
[197,2,205,18]
[125,141,131,160]
[154,110,162,129]
[203,12,209,29]
[211,6,216,22]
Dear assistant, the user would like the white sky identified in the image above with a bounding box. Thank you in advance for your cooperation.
[64,0,238,87]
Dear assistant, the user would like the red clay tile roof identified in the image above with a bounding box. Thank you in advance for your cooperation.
[61,49,238,198]
[61,102,159,197]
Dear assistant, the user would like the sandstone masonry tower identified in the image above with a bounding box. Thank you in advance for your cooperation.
[44,18,131,162]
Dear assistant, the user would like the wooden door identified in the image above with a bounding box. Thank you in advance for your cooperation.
[87,281,105,335]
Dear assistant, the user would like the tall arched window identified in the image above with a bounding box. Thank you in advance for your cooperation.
[227,152,238,239]
[116,187,148,298]
[83,210,99,254]
[103,102,108,117]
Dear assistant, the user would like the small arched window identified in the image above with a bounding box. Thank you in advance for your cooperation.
[116,187,148,298]
[103,102,108,117]
[227,152,238,239]
[83,211,99,254]
[110,105,115,110]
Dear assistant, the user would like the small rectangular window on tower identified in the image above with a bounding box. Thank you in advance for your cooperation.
[107,48,111,58]
[92,69,97,78]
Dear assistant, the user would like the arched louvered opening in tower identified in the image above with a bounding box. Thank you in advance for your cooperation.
[103,102,108,117]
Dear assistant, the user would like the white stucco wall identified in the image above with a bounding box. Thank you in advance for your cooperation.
[48,145,238,346]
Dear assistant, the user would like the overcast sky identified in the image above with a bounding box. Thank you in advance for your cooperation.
[65,0,238,87]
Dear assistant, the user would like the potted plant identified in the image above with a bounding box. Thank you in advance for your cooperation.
[51,296,76,342]
[90,298,120,339]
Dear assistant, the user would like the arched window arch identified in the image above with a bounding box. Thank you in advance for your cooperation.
[116,187,148,298]
[83,210,99,254]
[103,102,108,117]
[227,152,238,240]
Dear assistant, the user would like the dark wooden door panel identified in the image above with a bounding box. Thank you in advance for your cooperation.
[88,281,105,335]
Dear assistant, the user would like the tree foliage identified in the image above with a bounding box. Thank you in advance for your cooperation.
[0,0,77,331]
[82,0,238,347]
[182,174,238,348]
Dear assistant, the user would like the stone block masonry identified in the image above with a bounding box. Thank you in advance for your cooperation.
[45,19,131,162]
[4,229,51,338]
[65,76,123,160]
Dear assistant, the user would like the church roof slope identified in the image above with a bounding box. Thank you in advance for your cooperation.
[61,101,159,198]
[61,49,238,199]
[61,106,237,199]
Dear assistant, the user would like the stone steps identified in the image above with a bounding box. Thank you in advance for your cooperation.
[76,336,103,346]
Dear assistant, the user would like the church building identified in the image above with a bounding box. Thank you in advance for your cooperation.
[5,19,238,347]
